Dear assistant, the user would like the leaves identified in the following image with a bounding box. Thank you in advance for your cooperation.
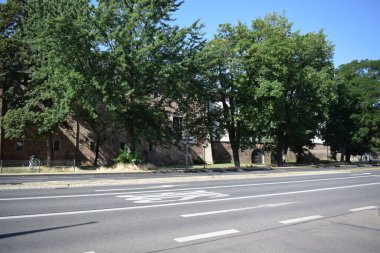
[323,60,380,157]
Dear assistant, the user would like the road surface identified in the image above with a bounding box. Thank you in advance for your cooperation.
[0,171,379,252]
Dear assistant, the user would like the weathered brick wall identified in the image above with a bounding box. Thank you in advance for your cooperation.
[211,142,270,165]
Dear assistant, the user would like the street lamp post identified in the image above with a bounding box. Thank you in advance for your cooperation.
[202,143,207,169]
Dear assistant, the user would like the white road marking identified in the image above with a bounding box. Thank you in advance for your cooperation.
[0,182,379,220]
[0,175,375,201]
[103,177,136,180]
[83,252,95,253]
[280,215,323,224]
[118,190,229,203]
[181,202,296,217]
[174,229,240,242]
[349,206,378,212]
[48,176,95,179]
[351,173,371,176]
[95,185,177,192]
[9,179,46,181]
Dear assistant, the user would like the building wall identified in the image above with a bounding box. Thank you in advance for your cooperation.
[211,142,271,165]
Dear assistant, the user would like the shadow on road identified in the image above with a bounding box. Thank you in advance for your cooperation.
[0,221,97,239]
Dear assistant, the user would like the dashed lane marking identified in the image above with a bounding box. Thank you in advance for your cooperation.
[349,206,378,212]
[280,215,323,224]
[181,202,297,217]
[350,173,371,176]
[174,229,240,242]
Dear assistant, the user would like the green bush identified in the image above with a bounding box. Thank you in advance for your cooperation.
[115,148,141,164]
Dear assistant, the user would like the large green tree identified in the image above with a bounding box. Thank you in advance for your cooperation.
[198,23,249,168]
[199,14,334,167]
[2,0,100,165]
[1,0,30,160]
[322,60,380,162]
[241,14,334,165]
[95,0,204,155]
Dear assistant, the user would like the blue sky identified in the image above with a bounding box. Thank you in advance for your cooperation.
[2,0,378,68]
[172,0,380,68]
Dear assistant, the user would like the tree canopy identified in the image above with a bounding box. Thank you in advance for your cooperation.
[322,60,380,162]
[1,0,378,167]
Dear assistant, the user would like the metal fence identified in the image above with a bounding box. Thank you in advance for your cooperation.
[0,160,77,173]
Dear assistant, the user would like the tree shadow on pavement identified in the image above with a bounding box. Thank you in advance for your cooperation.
[0,221,97,239]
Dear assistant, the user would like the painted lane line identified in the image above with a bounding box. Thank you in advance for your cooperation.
[103,177,136,180]
[1,182,379,220]
[349,206,378,212]
[0,175,375,201]
[351,173,371,176]
[48,176,94,179]
[95,185,177,192]
[174,229,240,243]
[181,202,297,217]
[6,179,46,182]
[280,215,323,224]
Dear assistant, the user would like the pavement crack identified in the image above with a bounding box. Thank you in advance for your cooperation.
[330,222,380,232]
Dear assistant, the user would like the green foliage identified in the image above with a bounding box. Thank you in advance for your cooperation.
[322,60,380,160]
[94,0,204,153]
[198,13,334,166]
[3,1,377,168]
[115,148,141,165]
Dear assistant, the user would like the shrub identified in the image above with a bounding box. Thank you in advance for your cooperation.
[115,148,141,165]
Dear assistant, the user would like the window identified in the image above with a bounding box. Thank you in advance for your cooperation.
[53,141,60,151]
[16,140,24,150]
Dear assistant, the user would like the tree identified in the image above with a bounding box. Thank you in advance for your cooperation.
[241,14,334,165]
[198,23,249,168]
[2,0,98,166]
[199,14,334,167]
[322,60,380,162]
[1,0,30,160]
[95,0,204,155]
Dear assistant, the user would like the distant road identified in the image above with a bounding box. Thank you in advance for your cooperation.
[0,171,379,252]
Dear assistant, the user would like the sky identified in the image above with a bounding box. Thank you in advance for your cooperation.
[2,0,379,68]
[172,0,380,68]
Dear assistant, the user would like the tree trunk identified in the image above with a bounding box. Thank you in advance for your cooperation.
[127,122,137,154]
[275,132,285,166]
[345,151,351,163]
[340,146,345,162]
[276,150,283,166]
[0,78,5,160]
[46,132,53,167]
[230,139,240,169]
[94,137,100,167]
[227,125,240,169]
[296,151,302,164]
[75,120,80,164]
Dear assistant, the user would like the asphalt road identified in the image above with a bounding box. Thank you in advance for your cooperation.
[0,171,379,252]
